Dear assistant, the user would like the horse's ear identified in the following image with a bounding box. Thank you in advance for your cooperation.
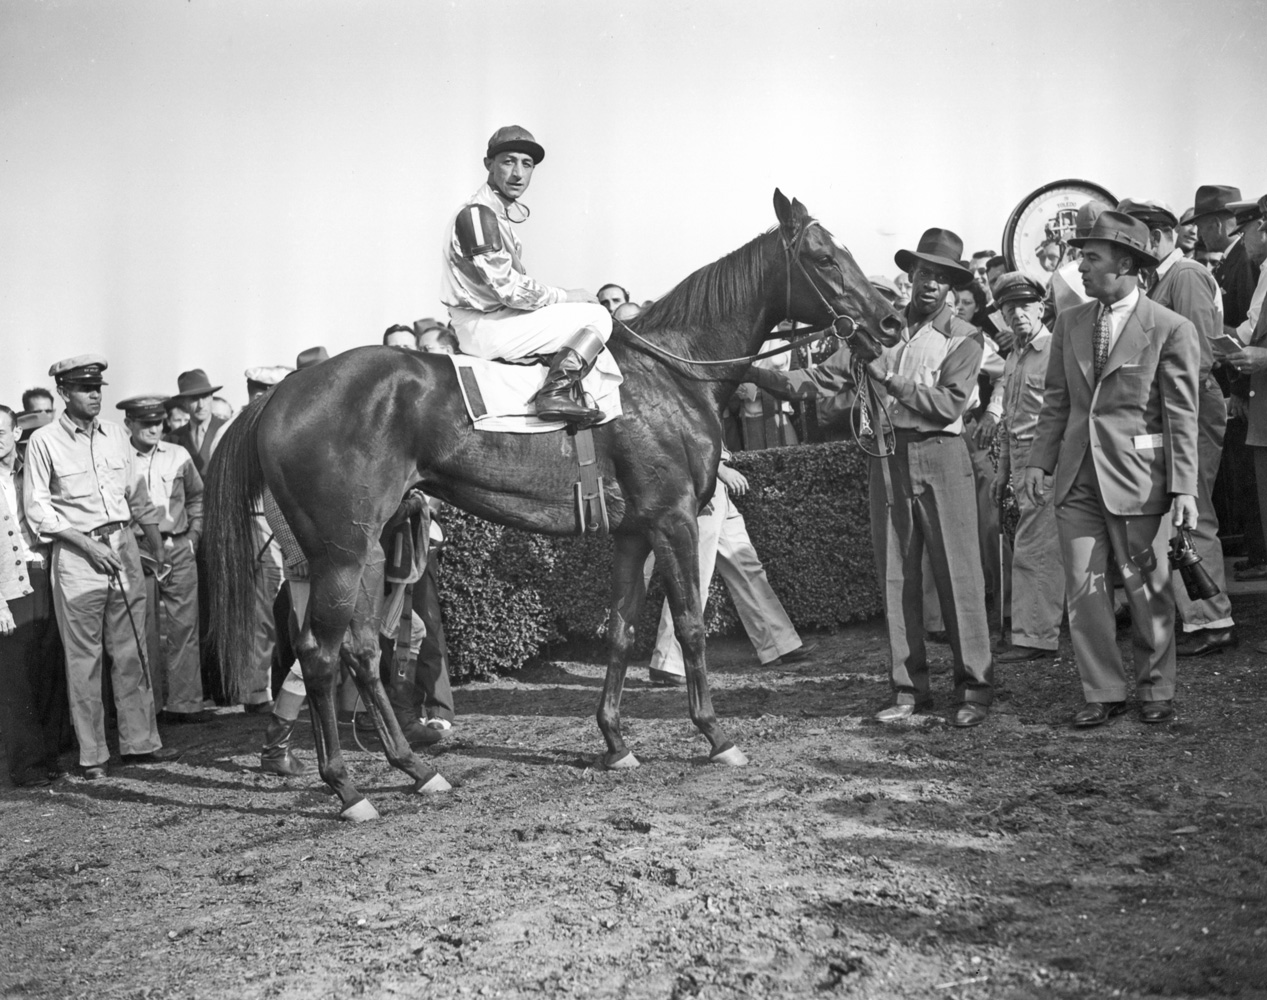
[773,189,794,231]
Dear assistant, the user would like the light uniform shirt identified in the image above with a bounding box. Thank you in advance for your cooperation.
[999,327,1053,468]
[440,182,567,315]
[132,440,203,537]
[22,414,159,539]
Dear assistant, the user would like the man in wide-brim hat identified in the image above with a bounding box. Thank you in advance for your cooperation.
[1021,210,1200,728]
[169,368,225,477]
[749,226,995,728]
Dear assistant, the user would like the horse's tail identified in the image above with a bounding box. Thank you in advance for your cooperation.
[203,397,270,703]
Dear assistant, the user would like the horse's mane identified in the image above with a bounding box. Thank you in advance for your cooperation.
[634,228,775,333]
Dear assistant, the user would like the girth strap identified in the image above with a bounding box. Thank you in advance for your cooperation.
[571,425,609,536]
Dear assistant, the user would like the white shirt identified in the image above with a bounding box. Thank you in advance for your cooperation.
[1098,286,1140,356]
[1237,265,1267,344]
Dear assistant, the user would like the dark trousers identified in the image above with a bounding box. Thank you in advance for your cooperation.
[381,554,455,722]
[0,565,69,783]
[869,432,994,706]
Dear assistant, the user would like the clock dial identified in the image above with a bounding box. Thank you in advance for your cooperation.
[1002,179,1117,284]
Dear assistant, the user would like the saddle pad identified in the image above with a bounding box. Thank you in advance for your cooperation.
[448,354,623,433]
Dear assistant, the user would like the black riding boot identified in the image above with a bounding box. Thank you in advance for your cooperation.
[260,714,307,776]
[389,656,441,747]
[533,348,605,424]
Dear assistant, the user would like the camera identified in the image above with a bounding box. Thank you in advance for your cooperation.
[1169,528,1220,601]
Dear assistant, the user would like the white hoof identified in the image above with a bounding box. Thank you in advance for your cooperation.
[416,773,452,794]
[340,798,380,823]
[710,745,748,767]
[605,752,641,770]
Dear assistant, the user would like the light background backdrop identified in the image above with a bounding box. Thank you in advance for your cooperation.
[2,0,1265,409]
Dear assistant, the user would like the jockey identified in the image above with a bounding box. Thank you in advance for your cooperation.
[441,125,614,424]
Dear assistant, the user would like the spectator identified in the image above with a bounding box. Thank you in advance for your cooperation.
[990,273,1064,662]
[21,388,54,420]
[23,355,175,778]
[1021,211,1200,728]
[383,324,416,348]
[597,283,630,315]
[750,228,993,728]
[737,323,797,449]
[163,398,189,438]
[119,394,209,723]
[417,324,460,355]
[892,273,913,310]
[1037,238,1064,274]
[1193,185,1260,327]
[968,250,997,306]
[0,405,65,786]
[644,453,814,685]
[1120,198,1234,654]
[954,282,989,329]
[210,396,234,422]
[169,369,225,476]
[1177,207,1199,258]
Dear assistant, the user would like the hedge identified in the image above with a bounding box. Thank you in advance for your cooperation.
[434,440,880,681]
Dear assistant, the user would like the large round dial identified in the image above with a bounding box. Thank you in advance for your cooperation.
[1002,179,1117,283]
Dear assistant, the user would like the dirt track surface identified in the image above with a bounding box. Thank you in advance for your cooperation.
[3,599,1267,1000]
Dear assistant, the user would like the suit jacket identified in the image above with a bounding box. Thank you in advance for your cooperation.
[172,415,225,476]
[1216,239,1261,329]
[1247,296,1267,448]
[1029,293,1200,516]
[1149,257,1220,379]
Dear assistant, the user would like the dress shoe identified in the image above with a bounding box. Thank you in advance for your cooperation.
[771,643,817,666]
[995,645,1052,663]
[952,702,989,728]
[158,709,213,725]
[120,746,183,765]
[1176,629,1237,657]
[925,630,949,644]
[243,700,275,716]
[14,772,53,788]
[649,668,686,687]
[80,764,108,780]
[875,701,930,723]
[1141,700,1175,724]
[1235,563,1267,582]
[1072,701,1127,728]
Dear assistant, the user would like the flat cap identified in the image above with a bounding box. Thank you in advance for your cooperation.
[115,394,168,422]
[486,125,544,164]
[992,271,1047,307]
[1117,198,1179,230]
[49,354,109,385]
[244,365,294,387]
[295,346,329,370]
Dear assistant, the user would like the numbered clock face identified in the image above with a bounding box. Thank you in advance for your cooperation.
[1002,179,1117,284]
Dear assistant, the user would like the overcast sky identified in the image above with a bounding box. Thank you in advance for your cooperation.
[2,0,1265,408]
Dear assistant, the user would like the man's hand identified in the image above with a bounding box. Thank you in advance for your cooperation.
[717,462,749,496]
[974,413,1000,449]
[1171,494,1199,530]
[1224,345,1267,376]
[564,288,598,304]
[1229,395,1248,421]
[186,531,201,554]
[865,358,888,384]
[0,601,15,637]
[81,538,123,575]
[1018,467,1049,508]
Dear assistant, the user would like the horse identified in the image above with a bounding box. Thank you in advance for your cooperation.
[204,189,902,821]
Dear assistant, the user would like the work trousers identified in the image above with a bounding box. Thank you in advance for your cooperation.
[1008,446,1065,650]
[649,485,802,677]
[393,554,456,722]
[51,532,160,766]
[0,564,65,783]
[143,534,204,713]
[870,432,993,706]
[245,513,283,706]
[1056,453,1176,703]
[1173,378,1232,631]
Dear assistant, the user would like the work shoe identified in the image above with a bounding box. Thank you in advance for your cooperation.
[952,703,989,728]
[121,746,183,764]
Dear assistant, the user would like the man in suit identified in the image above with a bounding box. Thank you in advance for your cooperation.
[1021,211,1200,727]
[1118,199,1234,655]
[169,369,226,476]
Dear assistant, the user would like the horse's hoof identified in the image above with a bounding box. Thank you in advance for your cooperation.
[339,798,380,823]
[415,773,452,794]
[709,744,748,767]
[604,751,641,770]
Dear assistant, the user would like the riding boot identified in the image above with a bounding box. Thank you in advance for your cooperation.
[260,714,307,776]
[533,348,605,424]
[389,656,442,747]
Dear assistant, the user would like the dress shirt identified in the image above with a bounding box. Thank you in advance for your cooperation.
[132,440,203,536]
[1097,286,1140,357]
[1237,265,1267,344]
[22,414,160,539]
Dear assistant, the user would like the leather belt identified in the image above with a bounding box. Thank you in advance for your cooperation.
[87,521,126,541]
[893,428,955,440]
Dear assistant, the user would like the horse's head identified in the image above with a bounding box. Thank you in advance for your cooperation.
[773,189,903,363]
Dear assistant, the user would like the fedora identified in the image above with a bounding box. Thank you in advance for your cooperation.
[172,368,222,399]
[894,228,974,289]
[1068,210,1159,266]
[296,346,329,370]
[1189,184,1242,222]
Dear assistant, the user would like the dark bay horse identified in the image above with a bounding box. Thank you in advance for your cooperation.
[205,190,902,820]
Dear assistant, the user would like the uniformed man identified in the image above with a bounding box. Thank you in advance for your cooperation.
[441,125,616,424]
[749,228,994,727]
[119,394,208,723]
[22,356,174,778]
[991,272,1065,661]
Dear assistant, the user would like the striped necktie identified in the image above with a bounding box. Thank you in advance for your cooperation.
[1093,306,1111,381]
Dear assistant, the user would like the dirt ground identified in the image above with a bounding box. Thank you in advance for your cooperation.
[3,595,1267,1000]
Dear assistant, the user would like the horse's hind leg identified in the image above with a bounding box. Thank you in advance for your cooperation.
[653,517,746,766]
[597,533,652,769]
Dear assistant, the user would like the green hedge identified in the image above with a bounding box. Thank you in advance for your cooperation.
[435,441,879,681]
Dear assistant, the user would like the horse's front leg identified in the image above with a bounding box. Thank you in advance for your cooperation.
[597,532,652,769]
[654,517,747,766]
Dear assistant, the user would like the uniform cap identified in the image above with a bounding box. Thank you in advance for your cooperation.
[1229,199,1265,235]
[115,395,169,422]
[486,125,544,164]
[49,353,109,386]
[16,410,55,434]
[992,271,1047,307]
[1117,198,1179,230]
[244,365,294,387]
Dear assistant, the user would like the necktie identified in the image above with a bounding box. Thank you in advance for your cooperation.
[1093,306,1111,381]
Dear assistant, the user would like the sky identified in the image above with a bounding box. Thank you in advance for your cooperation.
[2,0,1265,410]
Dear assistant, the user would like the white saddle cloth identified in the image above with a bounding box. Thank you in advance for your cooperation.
[448,354,624,433]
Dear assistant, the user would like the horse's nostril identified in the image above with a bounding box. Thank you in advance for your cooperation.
[881,316,903,337]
